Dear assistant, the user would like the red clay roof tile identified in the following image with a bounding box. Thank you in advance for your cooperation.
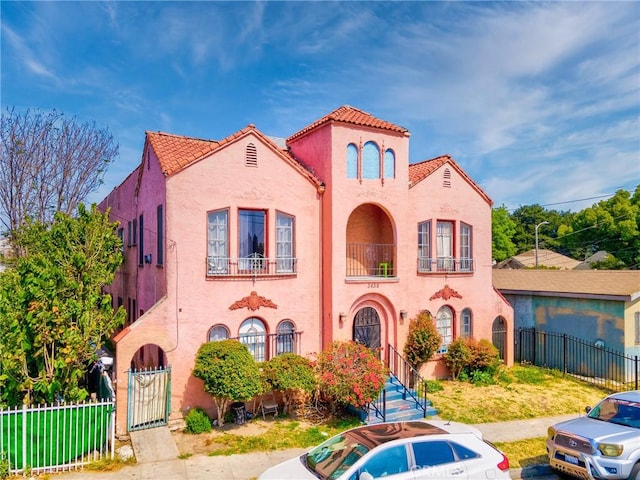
[408,155,492,206]
[287,105,409,142]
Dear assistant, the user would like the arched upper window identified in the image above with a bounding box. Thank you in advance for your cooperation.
[461,309,472,338]
[276,320,295,355]
[346,143,358,179]
[239,317,266,361]
[384,149,395,179]
[362,141,380,179]
[208,324,230,342]
[436,306,453,354]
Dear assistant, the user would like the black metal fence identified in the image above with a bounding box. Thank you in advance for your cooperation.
[516,328,639,391]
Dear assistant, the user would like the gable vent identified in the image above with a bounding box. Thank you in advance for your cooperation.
[443,168,451,188]
[245,143,257,167]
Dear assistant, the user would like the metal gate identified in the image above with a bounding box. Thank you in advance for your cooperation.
[492,316,507,362]
[127,366,171,431]
[353,307,381,351]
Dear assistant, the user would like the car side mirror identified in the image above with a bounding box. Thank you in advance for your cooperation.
[359,472,374,480]
[585,406,592,414]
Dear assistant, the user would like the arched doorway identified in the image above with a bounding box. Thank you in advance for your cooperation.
[492,316,507,362]
[353,307,381,351]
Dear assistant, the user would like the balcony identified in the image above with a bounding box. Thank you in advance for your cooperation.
[207,254,297,277]
[346,243,395,278]
[417,257,475,273]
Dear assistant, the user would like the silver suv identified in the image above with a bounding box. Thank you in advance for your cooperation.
[547,390,640,480]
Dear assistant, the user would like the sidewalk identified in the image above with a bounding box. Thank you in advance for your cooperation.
[50,414,579,480]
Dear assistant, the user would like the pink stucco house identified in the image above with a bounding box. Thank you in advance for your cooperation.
[99,106,513,434]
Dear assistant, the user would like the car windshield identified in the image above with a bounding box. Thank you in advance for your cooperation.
[587,398,640,428]
[305,433,370,480]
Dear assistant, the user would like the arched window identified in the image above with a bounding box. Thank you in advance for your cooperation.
[436,306,453,354]
[346,143,358,179]
[362,141,380,179]
[208,324,230,342]
[461,309,472,338]
[276,320,295,355]
[384,149,395,179]
[239,317,266,361]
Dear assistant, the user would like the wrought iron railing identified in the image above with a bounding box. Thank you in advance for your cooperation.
[206,254,297,277]
[228,331,303,362]
[417,257,474,273]
[516,328,639,391]
[387,345,429,417]
[346,243,395,277]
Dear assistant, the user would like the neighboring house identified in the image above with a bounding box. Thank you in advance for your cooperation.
[574,250,610,270]
[493,269,640,358]
[99,105,513,435]
[495,248,581,270]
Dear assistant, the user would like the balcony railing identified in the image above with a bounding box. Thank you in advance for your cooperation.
[417,257,475,273]
[346,243,395,277]
[207,254,297,277]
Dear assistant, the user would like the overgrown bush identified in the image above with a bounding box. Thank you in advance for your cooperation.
[192,340,262,426]
[0,451,8,480]
[184,407,212,434]
[316,341,386,412]
[444,339,473,380]
[444,338,502,383]
[403,311,442,370]
[261,353,316,413]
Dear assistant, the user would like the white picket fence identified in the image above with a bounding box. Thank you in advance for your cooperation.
[0,398,115,475]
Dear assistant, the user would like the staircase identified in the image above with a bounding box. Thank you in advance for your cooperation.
[365,376,438,424]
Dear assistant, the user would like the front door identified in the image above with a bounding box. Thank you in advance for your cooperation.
[353,307,381,351]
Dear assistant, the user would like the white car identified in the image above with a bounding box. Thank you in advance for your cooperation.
[259,419,510,480]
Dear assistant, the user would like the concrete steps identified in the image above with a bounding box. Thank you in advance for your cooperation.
[366,377,438,424]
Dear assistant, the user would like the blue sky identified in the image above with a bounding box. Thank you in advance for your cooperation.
[2,1,639,212]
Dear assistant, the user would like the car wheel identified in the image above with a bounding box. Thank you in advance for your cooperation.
[629,462,640,480]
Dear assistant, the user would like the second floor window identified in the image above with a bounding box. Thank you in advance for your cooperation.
[436,221,453,271]
[207,209,229,273]
[276,212,294,273]
[418,220,431,272]
[460,223,472,271]
[347,143,358,178]
[239,209,265,270]
[362,141,380,179]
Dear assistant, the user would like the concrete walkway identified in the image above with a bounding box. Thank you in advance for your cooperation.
[50,414,580,480]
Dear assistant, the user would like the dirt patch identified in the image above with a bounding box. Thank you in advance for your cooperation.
[172,418,276,456]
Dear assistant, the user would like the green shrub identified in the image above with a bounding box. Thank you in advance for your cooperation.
[424,379,444,392]
[184,407,212,434]
[470,369,495,386]
[403,311,442,369]
[261,353,316,413]
[0,451,9,480]
[469,339,502,375]
[444,339,473,380]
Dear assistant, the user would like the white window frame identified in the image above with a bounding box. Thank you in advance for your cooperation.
[460,223,472,271]
[436,221,454,271]
[207,209,228,274]
[436,306,453,354]
[418,220,431,272]
[276,212,294,273]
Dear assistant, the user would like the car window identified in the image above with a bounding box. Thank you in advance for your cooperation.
[412,440,455,467]
[449,441,480,460]
[307,434,369,480]
[588,398,640,428]
[359,445,409,478]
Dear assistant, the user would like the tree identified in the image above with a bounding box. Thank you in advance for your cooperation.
[403,311,442,370]
[491,205,517,262]
[316,341,385,412]
[0,204,125,406]
[0,108,118,248]
[192,340,262,426]
[261,353,316,414]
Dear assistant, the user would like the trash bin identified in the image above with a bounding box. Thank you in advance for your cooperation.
[231,401,246,424]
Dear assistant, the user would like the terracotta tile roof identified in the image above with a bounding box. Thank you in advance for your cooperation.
[145,126,322,186]
[146,131,220,176]
[493,269,640,300]
[287,105,409,142]
[408,155,492,206]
